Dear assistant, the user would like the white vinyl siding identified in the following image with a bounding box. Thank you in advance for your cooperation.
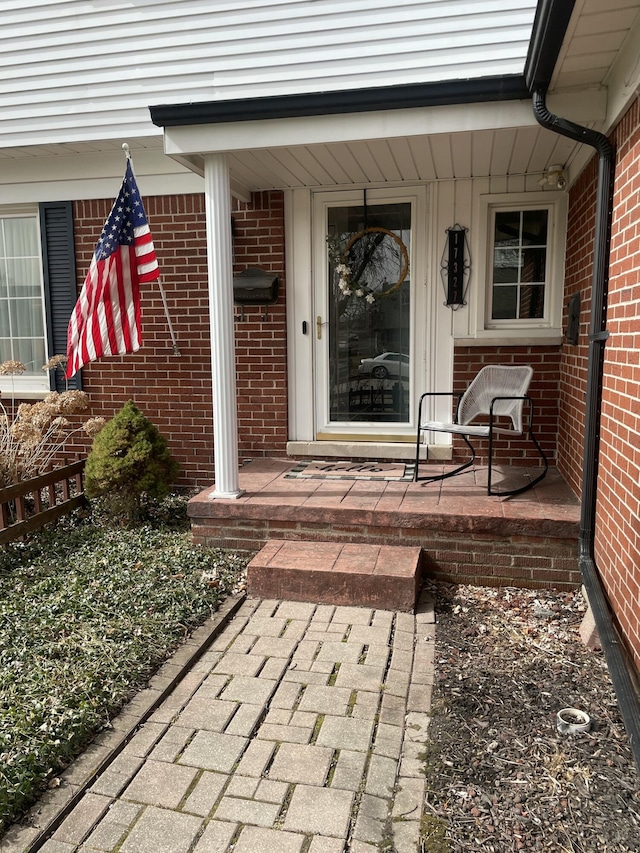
[0,0,537,148]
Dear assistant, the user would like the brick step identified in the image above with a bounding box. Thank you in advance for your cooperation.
[247,540,424,612]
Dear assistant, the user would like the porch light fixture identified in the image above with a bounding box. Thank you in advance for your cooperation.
[440,224,471,309]
[538,165,567,190]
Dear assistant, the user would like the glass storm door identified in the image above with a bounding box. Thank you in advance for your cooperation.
[318,197,412,434]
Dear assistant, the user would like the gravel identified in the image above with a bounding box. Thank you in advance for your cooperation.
[422,582,640,852]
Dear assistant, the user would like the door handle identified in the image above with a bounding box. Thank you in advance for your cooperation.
[316,315,324,340]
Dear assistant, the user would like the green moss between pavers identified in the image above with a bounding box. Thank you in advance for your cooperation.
[327,662,341,686]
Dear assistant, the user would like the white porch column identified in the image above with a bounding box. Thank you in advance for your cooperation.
[204,153,244,499]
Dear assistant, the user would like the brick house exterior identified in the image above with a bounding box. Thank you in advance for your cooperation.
[69,188,564,484]
[67,191,288,488]
[66,101,640,673]
[1,2,639,690]
[65,96,640,678]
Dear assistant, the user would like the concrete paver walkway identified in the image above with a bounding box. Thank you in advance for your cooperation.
[26,592,436,853]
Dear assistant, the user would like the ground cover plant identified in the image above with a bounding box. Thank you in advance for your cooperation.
[0,498,249,835]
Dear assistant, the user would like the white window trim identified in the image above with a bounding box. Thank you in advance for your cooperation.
[0,206,50,397]
[465,190,567,343]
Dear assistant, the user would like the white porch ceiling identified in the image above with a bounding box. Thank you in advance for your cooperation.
[223,123,585,191]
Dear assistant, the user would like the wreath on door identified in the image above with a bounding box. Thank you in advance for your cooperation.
[327,227,409,303]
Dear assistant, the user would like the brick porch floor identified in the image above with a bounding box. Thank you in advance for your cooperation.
[188,459,581,591]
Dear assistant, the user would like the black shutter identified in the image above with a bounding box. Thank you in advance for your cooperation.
[39,201,82,391]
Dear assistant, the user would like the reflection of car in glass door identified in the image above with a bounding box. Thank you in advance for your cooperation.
[358,352,409,380]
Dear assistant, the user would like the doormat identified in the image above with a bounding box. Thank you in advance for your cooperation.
[285,460,415,482]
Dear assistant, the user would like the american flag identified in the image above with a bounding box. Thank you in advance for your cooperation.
[65,160,159,378]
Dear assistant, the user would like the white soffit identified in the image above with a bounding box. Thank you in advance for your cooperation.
[161,89,606,192]
[0,138,205,203]
[551,0,640,93]
[600,5,640,129]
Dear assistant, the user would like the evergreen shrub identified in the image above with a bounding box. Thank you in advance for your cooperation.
[84,400,179,521]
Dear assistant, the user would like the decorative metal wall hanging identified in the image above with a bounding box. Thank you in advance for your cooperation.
[440,224,471,309]
[566,291,581,345]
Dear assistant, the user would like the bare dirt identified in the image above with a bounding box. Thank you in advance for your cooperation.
[422,582,640,852]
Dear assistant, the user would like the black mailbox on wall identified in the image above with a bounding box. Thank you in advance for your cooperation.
[233,268,279,306]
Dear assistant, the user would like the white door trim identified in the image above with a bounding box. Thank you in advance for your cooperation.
[286,182,454,451]
[314,186,427,440]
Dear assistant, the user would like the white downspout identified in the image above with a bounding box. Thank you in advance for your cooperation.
[204,153,244,499]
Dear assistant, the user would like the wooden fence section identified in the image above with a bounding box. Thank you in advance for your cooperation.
[0,460,87,546]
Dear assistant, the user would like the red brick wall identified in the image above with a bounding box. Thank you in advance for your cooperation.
[232,192,288,460]
[67,190,288,488]
[558,157,599,497]
[562,98,640,669]
[191,514,580,591]
[595,98,640,669]
[452,345,561,465]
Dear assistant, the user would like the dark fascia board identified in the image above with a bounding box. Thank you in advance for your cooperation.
[150,75,529,128]
[525,0,577,92]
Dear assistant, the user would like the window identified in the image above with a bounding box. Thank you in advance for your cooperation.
[474,192,567,339]
[0,211,49,394]
[491,209,548,321]
[0,202,80,398]
[0,213,48,374]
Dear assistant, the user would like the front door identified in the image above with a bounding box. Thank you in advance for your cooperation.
[313,188,425,441]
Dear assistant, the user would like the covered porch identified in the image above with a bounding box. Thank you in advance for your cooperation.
[188,457,581,594]
[149,7,606,499]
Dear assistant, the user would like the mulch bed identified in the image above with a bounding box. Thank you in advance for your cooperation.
[422,582,640,852]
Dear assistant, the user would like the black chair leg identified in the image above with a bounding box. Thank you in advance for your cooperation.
[487,428,549,497]
[414,433,476,483]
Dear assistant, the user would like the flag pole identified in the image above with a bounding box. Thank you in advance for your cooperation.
[122,143,181,357]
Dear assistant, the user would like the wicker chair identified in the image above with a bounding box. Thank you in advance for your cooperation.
[413,364,548,496]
